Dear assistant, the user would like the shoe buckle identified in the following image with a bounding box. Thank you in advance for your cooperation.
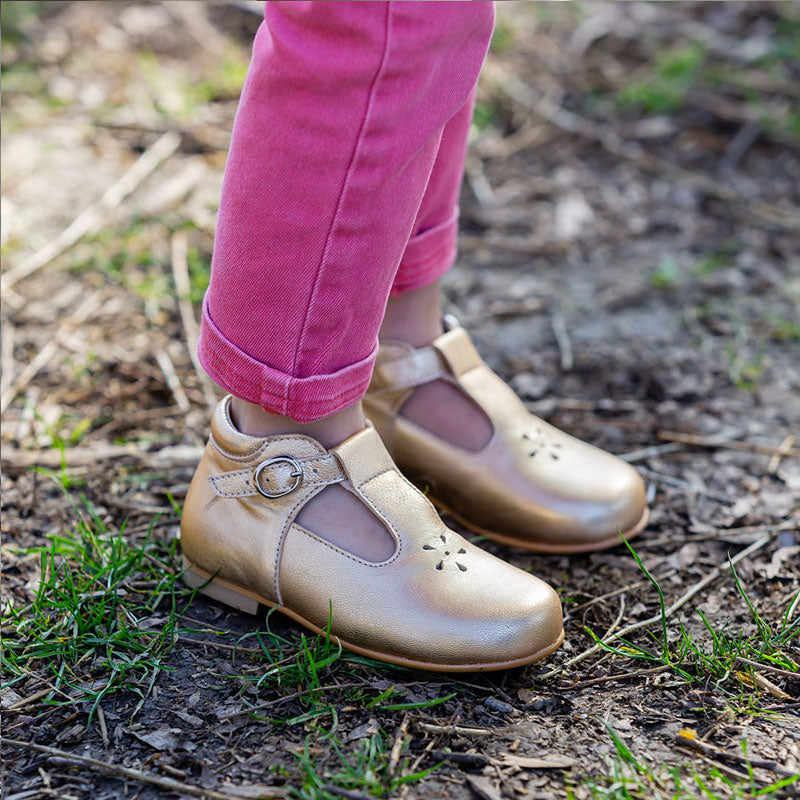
[253,456,303,499]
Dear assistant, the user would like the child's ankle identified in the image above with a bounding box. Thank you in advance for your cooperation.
[380,280,444,347]
[229,396,365,449]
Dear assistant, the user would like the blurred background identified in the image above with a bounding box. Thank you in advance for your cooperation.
[2,1,799,456]
[2,2,799,798]
[2,1,798,459]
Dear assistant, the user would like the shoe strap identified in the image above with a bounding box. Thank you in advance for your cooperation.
[370,346,447,393]
[208,452,343,499]
[332,425,396,488]
[371,327,484,392]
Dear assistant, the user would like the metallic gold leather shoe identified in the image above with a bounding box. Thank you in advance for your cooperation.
[363,321,649,554]
[180,397,564,672]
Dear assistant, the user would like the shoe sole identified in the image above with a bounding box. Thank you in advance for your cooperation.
[426,497,650,555]
[181,557,564,673]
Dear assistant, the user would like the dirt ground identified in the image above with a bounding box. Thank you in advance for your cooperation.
[2,2,799,799]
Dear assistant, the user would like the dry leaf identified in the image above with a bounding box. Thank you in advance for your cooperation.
[498,753,575,769]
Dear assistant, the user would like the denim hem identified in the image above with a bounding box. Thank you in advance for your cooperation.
[199,295,377,422]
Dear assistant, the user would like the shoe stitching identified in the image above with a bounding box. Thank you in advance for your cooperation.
[272,483,330,606]
[289,522,401,569]
[209,433,326,463]
[355,466,394,490]
[208,474,339,498]
[202,344,373,406]
[351,470,406,561]
[208,454,339,484]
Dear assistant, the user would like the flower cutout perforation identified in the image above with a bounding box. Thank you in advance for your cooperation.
[522,427,563,461]
[422,533,468,572]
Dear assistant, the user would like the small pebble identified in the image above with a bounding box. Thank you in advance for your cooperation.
[484,696,515,714]
[531,696,560,714]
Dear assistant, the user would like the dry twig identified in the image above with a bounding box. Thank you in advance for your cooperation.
[768,435,797,474]
[154,348,191,412]
[1,320,15,398]
[549,299,573,371]
[171,231,218,413]
[0,442,203,469]
[388,713,411,777]
[1,132,181,291]
[0,290,105,414]
[561,664,670,691]
[674,732,798,778]
[539,531,781,679]
[734,657,799,683]
[658,430,800,459]
[416,723,495,737]
[2,739,286,799]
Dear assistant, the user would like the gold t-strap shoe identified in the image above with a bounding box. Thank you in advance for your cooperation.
[180,397,564,672]
[364,321,649,553]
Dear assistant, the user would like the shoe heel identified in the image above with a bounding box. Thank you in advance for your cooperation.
[182,557,261,615]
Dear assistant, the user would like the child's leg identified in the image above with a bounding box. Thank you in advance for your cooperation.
[199,1,495,426]
[182,4,566,668]
[197,1,495,559]
[380,92,494,449]
[388,90,477,304]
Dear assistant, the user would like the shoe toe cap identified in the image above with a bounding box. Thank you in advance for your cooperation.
[576,458,647,539]
[524,449,649,548]
[447,555,564,667]
[497,575,564,664]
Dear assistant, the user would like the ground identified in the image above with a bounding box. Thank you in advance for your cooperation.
[1,2,799,799]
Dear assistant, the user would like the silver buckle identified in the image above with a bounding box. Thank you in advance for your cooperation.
[253,456,303,499]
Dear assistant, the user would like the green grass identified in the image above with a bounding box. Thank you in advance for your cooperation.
[725,334,765,393]
[650,256,681,288]
[586,535,799,714]
[76,219,211,305]
[1,480,455,800]
[765,314,800,343]
[0,1,50,47]
[692,244,736,277]
[649,244,736,289]
[289,729,439,800]
[567,724,800,799]
[613,9,800,135]
[186,245,211,303]
[490,18,514,54]
[220,607,456,727]
[619,41,705,114]
[1,489,189,724]
[138,48,248,119]
[753,14,800,71]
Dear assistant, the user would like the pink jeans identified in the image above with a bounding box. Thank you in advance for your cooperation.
[199,1,495,422]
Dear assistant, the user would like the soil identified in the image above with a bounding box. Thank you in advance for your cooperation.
[2,2,799,799]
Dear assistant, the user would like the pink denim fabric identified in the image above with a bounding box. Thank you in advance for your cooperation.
[199,1,494,422]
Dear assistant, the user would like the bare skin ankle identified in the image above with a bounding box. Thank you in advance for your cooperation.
[380,280,444,346]
[229,396,365,449]
[296,485,396,562]
[380,280,493,450]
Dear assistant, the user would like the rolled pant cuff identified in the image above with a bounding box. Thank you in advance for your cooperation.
[391,207,459,295]
[198,296,377,423]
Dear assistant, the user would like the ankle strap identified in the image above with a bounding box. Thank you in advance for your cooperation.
[370,346,447,392]
[370,327,484,392]
[208,452,343,499]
